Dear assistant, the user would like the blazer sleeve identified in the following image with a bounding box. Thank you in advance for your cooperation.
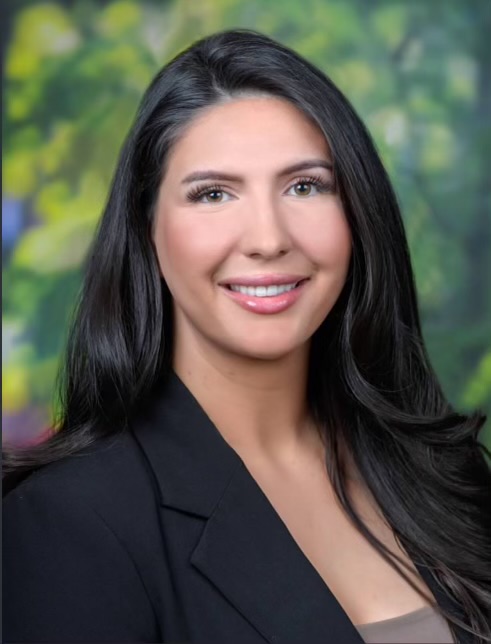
[3,474,160,643]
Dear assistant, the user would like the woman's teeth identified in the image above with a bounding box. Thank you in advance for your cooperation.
[228,283,298,297]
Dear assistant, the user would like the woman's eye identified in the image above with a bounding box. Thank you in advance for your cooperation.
[202,190,230,203]
[288,180,324,197]
[188,187,233,204]
[293,182,313,196]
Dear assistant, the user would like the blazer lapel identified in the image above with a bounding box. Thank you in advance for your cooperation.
[132,369,468,643]
[191,460,364,642]
[133,369,364,642]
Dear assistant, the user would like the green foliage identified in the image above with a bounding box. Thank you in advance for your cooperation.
[3,0,490,448]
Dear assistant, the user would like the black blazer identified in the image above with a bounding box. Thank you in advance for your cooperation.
[3,370,471,643]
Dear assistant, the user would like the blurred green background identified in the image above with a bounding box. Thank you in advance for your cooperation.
[3,0,490,449]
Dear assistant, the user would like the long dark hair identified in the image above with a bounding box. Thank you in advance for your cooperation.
[4,28,491,642]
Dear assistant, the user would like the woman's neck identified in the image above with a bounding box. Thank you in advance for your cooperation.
[172,339,317,464]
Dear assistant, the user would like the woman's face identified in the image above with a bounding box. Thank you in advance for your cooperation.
[153,96,352,362]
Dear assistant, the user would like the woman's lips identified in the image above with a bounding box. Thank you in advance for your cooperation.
[219,279,309,314]
[218,274,308,287]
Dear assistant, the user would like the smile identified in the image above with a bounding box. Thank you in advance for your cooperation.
[227,283,299,297]
[220,279,310,315]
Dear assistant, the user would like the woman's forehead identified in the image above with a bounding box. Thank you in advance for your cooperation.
[163,97,331,179]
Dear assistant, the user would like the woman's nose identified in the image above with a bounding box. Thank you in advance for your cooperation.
[239,195,292,259]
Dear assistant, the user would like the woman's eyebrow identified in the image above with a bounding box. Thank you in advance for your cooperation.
[181,159,333,185]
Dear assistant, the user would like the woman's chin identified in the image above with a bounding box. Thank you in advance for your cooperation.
[225,337,307,362]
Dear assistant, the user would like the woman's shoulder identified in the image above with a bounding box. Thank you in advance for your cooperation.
[3,429,158,526]
[3,429,163,641]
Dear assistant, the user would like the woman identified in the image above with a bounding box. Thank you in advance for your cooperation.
[3,29,490,644]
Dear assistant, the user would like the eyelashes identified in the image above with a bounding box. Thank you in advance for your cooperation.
[185,174,335,204]
[186,184,224,203]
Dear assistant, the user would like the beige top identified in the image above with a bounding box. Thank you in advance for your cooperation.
[355,605,456,643]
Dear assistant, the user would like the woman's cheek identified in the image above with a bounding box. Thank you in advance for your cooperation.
[297,219,351,267]
[160,215,235,286]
